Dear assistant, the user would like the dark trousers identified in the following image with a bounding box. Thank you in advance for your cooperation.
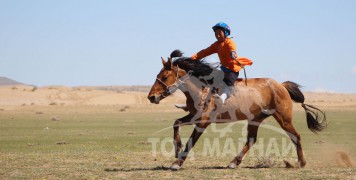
[223,71,239,86]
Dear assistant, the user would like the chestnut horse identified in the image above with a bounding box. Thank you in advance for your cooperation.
[147,52,326,170]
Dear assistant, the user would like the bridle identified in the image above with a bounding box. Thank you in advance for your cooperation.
[156,65,192,96]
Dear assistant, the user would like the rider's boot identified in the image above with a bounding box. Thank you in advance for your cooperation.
[214,86,233,104]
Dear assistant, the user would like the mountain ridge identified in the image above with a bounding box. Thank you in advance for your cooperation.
[0,77,24,86]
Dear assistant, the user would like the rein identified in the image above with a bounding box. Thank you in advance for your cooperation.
[242,67,248,86]
[156,65,192,95]
[235,59,248,86]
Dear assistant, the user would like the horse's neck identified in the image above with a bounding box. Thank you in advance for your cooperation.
[179,79,205,114]
[180,79,201,96]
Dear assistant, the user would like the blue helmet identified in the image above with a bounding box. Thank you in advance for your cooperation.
[212,22,231,37]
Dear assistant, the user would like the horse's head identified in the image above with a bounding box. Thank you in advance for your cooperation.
[147,57,189,104]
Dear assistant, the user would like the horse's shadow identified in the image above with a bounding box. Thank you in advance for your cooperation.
[199,166,227,170]
[104,166,172,172]
[105,165,284,172]
[200,166,284,170]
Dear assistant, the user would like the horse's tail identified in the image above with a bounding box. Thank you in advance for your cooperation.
[282,81,327,133]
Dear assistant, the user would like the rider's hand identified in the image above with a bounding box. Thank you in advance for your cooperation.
[231,51,237,59]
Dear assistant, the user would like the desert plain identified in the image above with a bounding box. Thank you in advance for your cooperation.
[0,85,355,179]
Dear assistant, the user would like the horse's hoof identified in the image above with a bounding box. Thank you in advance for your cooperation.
[283,160,295,168]
[174,104,188,111]
[227,163,237,169]
[170,164,181,171]
[300,160,307,168]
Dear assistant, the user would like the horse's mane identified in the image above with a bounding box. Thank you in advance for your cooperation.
[170,50,213,78]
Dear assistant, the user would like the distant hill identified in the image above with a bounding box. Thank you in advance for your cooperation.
[0,77,24,86]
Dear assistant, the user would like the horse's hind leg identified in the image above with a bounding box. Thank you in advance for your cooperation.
[273,112,306,168]
[228,116,267,169]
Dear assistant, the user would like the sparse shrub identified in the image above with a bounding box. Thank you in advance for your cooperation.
[55,141,67,145]
[49,102,57,106]
[52,116,60,121]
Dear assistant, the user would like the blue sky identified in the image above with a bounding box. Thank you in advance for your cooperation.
[0,0,355,93]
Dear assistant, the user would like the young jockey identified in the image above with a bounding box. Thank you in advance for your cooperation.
[191,22,253,104]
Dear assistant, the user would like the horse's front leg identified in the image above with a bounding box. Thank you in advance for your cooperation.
[173,114,195,158]
[171,119,210,170]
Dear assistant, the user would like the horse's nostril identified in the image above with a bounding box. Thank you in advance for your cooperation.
[148,95,160,104]
[148,96,155,102]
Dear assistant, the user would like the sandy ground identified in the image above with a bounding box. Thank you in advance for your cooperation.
[0,85,355,110]
[0,85,355,179]
[0,85,179,107]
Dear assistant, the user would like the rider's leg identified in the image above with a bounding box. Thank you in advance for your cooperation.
[218,86,233,104]
[214,71,239,104]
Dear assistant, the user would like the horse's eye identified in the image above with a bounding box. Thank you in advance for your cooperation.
[161,77,167,81]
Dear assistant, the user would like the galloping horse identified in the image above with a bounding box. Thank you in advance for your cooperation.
[147,50,326,170]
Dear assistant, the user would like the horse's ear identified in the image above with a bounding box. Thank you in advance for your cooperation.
[168,57,173,70]
[161,57,167,66]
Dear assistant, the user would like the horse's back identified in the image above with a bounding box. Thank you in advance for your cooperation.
[235,78,277,88]
[234,78,292,108]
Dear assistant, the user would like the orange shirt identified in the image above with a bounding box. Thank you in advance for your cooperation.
[191,38,252,72]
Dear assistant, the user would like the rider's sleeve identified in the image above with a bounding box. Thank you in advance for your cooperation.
[227,39,253,66]
[191,42,217,60]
